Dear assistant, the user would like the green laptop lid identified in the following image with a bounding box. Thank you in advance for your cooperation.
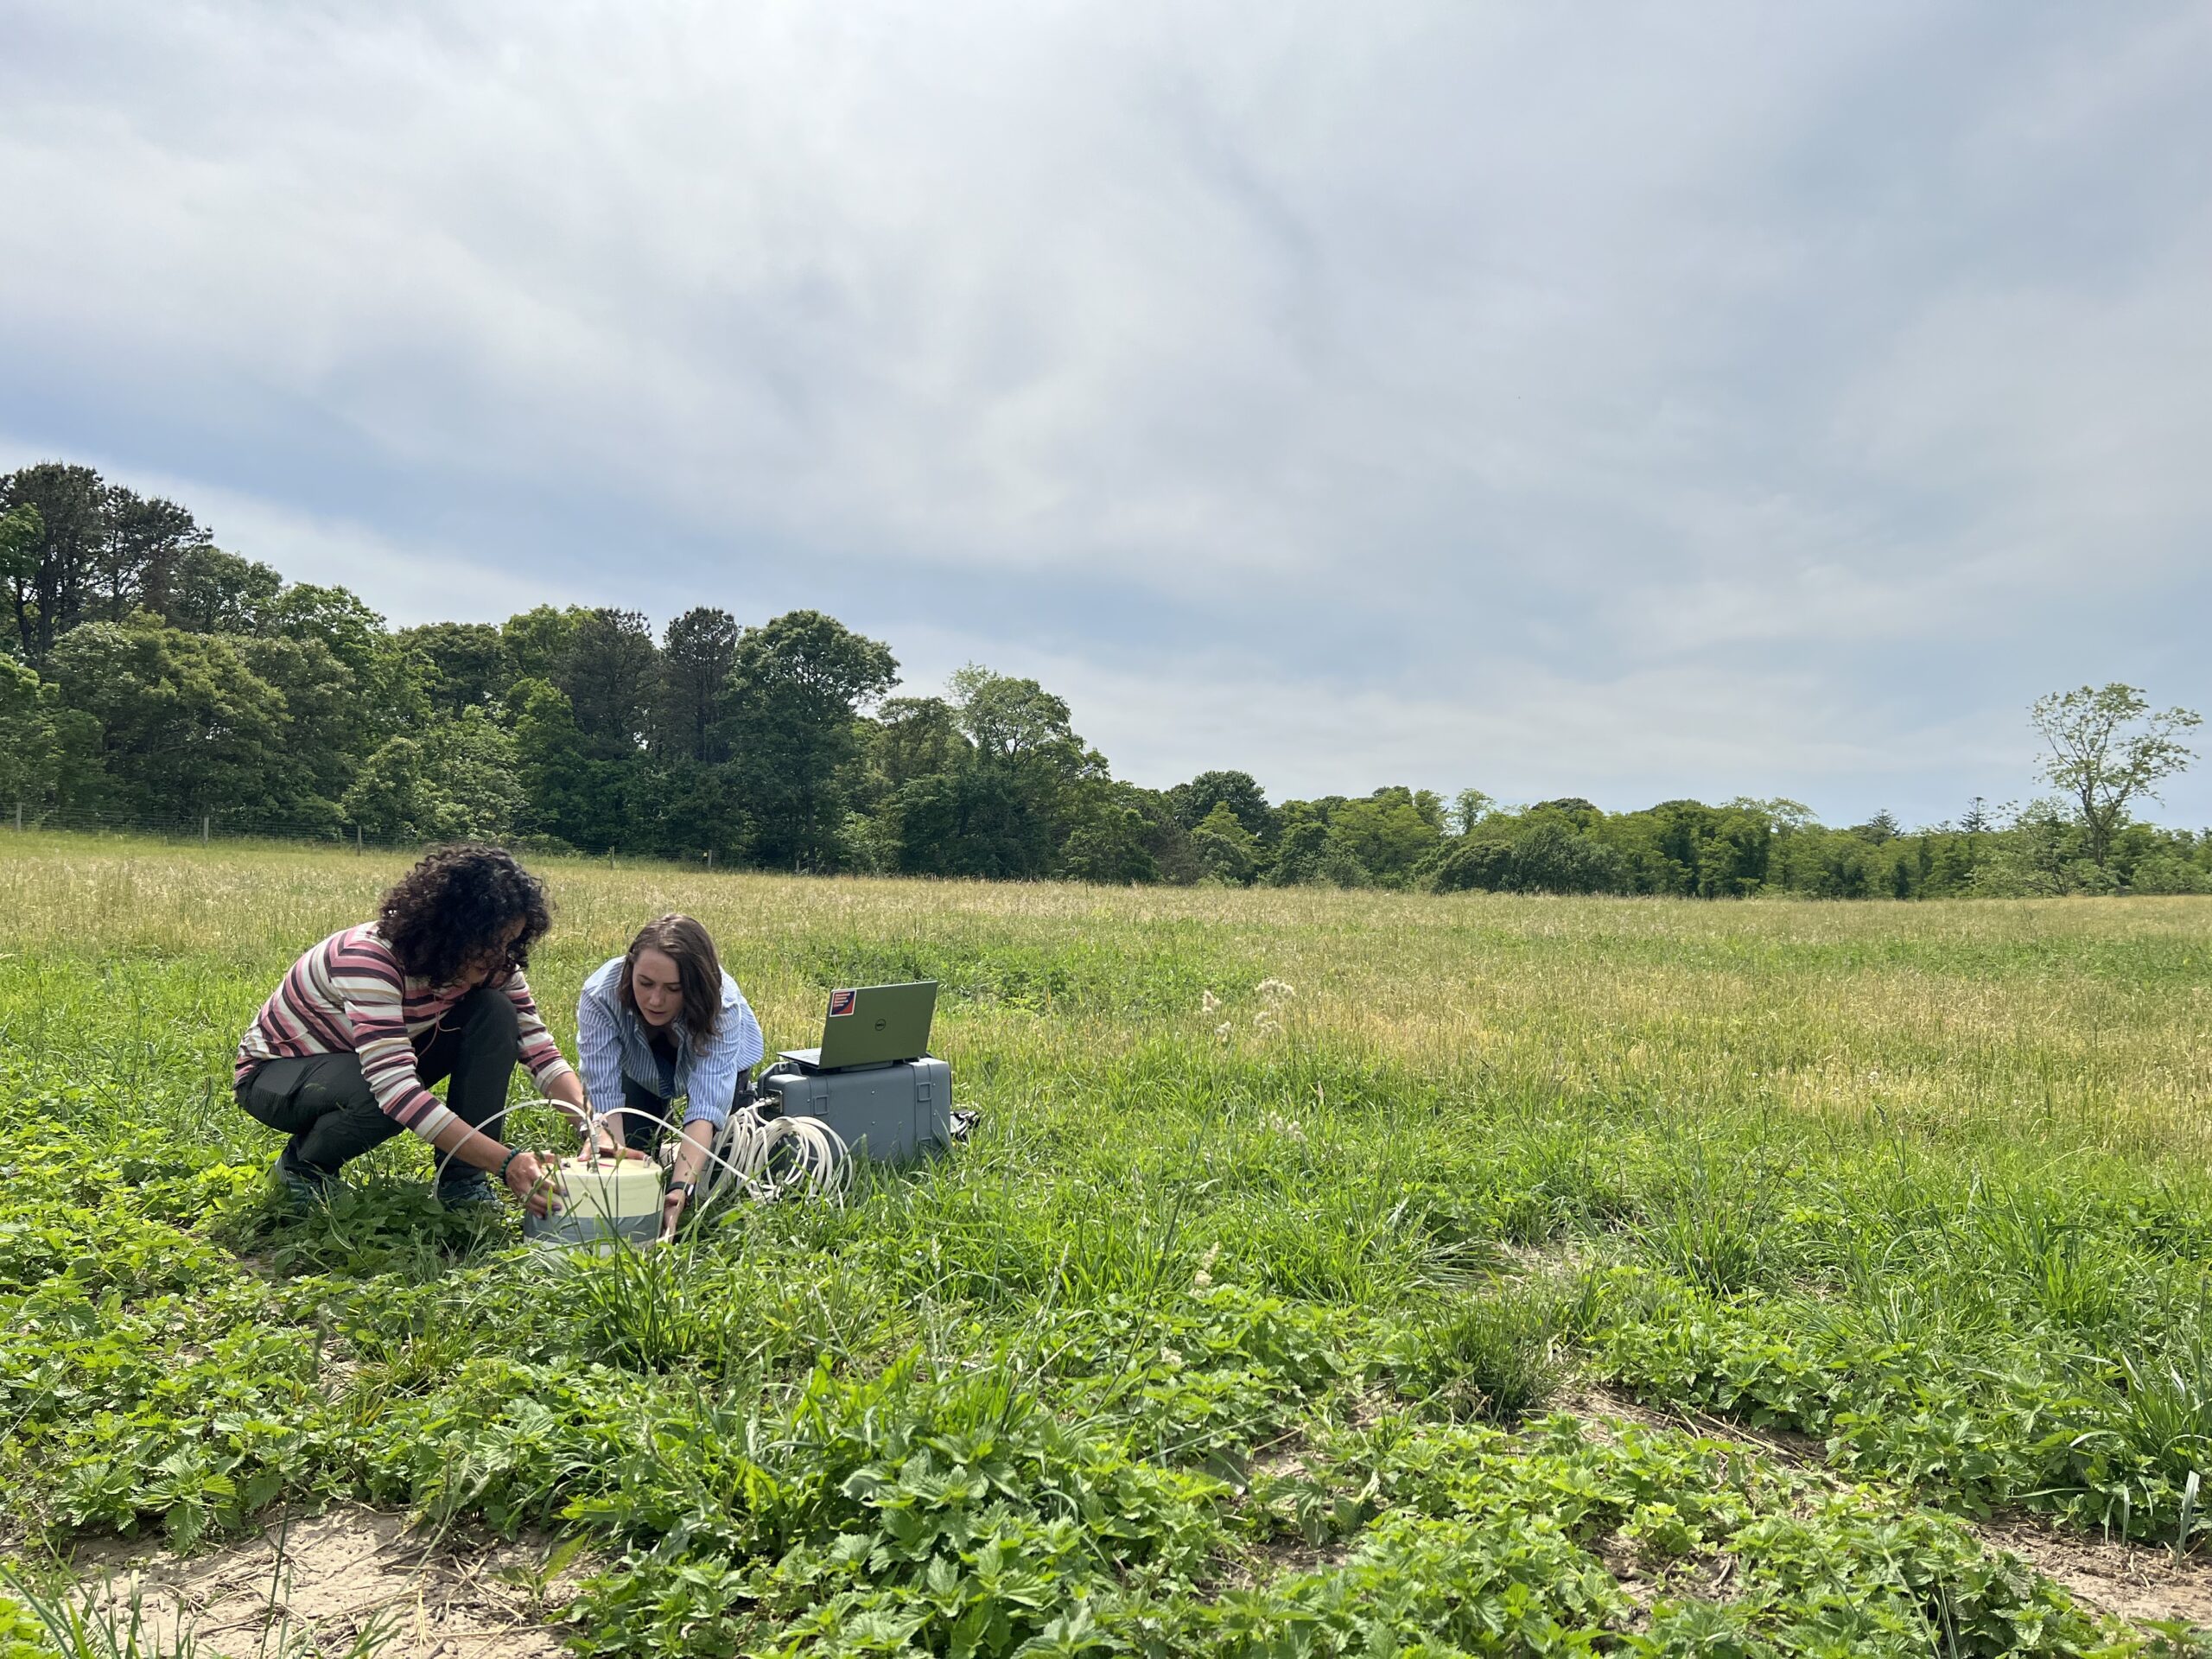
[812,980,938,1069]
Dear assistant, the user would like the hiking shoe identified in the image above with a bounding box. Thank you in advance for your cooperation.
[272,1147,335,1207]
[436,1169,499,1209]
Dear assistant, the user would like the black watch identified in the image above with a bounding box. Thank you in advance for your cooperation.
[669,1179,697,1202]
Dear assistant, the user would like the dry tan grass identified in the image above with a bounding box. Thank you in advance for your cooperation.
[4,833,2209,1161]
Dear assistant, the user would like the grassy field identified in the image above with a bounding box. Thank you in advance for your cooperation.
[3,833,2211,1656]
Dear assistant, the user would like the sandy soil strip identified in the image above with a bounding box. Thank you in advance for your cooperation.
[64,1506,582,1658]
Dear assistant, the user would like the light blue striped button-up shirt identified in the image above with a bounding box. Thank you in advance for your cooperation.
[576,955,765,1131]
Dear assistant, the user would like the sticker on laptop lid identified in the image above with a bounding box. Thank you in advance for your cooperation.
[828,988,857,1017]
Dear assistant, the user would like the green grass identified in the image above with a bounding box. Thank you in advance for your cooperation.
[3,832,2211,1656]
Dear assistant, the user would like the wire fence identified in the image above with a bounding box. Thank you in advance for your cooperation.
[8,804,383,849]
[2,804,725,872]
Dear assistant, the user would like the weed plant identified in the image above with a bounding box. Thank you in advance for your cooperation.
[3,836,2211,1654]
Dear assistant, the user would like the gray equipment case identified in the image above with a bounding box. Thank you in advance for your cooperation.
[757,1056,951,1166]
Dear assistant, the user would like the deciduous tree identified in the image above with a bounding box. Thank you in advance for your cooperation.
[887,766,1052,878]
[265,582,421,746]
[343,709,524,843]
[871,696,969,791]
[237,633,362,822]
[721,611,897,868]
[1190,802,1262,885]
[47,614,294,823]
[1448,789,1495,836]
[160,547,283,635]
[399,621,510,715]
[2031,683,2201,869]
[1170,770,1277,844]
[512,677,623,849]
[1325,788,1444,886]
[1058,785,1161,884]
[0,658,50,803]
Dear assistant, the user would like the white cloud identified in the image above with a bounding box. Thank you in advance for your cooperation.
[2,1,2209,826]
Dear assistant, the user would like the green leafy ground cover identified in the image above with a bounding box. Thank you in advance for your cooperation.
[2,836,2210,1656]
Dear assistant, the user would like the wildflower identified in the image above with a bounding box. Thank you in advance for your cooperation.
[1193,1243,1220,1289]
[1254,1008,1278,1032]
[1202,989,1220,1014]
[1256,977,1296,1000]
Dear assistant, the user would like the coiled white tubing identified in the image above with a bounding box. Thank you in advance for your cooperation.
[709,1103,854,1205]
[435,1096,852,1211]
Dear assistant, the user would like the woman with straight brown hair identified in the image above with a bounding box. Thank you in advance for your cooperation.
[576,914,764,1237]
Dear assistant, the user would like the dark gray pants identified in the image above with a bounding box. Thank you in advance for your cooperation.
[613,1075,680,1154]
[610,1071,751,1154]
[235,988,522,1184]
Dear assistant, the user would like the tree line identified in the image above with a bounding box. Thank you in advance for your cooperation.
[3,461,2206,897]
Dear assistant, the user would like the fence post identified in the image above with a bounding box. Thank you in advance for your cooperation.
[356,824,363,855]
[13,801,20,834]
[707,848,714,871]
[201,815,210,846]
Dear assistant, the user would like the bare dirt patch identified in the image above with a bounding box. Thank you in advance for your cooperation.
[64,1505,582,1657]
[1589,1530,1738,1634]
[1560,1381,1829,1469]
[1976,1514,2212,1631]
[1230,1529,1354,1588]
[1222,1438,1356,1587]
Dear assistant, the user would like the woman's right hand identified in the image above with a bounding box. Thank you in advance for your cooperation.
[505,1150,563,1217]
[584,1128,646,1165]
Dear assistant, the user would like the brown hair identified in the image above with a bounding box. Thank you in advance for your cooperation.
[378,844,551,988]
[620,914,723,1045]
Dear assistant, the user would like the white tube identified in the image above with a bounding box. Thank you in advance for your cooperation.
[433,1096,850,1211]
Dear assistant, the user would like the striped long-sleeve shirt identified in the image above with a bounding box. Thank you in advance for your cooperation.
[234,924,575,1143]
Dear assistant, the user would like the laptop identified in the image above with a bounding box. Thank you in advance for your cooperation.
[779,981,938,1071]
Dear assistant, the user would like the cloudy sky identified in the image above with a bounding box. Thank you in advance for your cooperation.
[4,2,2209,827]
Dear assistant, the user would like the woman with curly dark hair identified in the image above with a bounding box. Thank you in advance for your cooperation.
[233,843,592,1213]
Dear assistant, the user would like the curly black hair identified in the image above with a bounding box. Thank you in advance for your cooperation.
[376,844,553,988]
